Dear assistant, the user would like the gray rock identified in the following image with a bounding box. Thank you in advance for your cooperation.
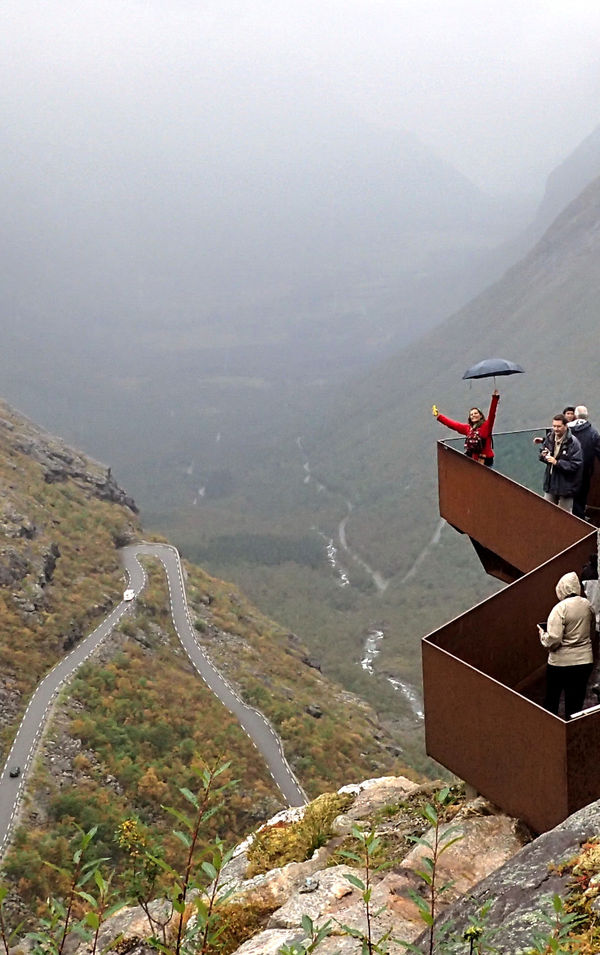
[299,876,320,893]
[232,928,305,954]
[39,542,60,584]
[0,548,31,586]
[415,797,600,954]
[338,775,420,818]
[268,866,362,929]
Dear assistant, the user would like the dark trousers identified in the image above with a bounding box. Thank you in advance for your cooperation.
[573,474,591,519]
[545,663,593,718]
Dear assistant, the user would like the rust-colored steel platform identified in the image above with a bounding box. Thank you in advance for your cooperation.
[423,440,599,833]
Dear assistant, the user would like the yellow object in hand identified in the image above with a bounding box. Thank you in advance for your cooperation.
[432,404,438,417]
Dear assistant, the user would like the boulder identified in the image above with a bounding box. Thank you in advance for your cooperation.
[415,797,600,953]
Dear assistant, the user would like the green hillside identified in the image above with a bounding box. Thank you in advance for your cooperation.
[0,401,404,920]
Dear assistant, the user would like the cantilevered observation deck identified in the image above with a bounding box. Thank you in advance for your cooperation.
[423,429,600,833]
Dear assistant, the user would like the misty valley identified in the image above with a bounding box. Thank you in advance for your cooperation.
[4,122,600,769]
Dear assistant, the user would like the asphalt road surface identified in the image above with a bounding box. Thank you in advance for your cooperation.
[0,541,307,855]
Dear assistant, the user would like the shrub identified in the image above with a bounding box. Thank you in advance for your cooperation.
[246,791,353,877]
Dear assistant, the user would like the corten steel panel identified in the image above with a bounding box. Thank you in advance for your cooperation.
[566,710,600,816]
[437,443,591,575]
[423,441,600,832]
[585,468,600,525]
[423,642,568,833]
[470,540,523,583]
[424,535,596,690]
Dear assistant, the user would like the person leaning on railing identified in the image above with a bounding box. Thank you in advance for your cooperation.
[538,571,595,719]
[432,389,499,467]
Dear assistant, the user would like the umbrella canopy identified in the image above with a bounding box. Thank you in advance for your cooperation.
[462,358,524,380]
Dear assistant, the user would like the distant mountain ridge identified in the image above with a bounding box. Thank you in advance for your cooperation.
[482,121,600,280]
[536,122,600,231]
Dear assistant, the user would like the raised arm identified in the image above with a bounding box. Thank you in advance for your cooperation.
[433,405,469,436]
[484,389,500,435]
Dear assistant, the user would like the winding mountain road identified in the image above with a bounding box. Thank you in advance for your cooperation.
[0,542,307,856]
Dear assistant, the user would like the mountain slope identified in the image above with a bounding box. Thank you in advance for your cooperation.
[0,400,404,919]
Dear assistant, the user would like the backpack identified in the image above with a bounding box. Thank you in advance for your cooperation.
[464,427,484,456]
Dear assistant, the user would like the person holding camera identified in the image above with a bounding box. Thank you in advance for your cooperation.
[539,413,583,513]
[538,571,595,718]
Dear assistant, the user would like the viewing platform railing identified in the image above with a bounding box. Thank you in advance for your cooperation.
[422,430,600,833]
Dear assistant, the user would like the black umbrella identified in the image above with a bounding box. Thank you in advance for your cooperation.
[462,358,524,381]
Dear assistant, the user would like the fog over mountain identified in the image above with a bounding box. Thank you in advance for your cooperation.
[2,1,600,514]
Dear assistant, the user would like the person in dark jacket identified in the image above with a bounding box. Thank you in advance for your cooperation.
[539,414,583,513]
[569,406,600,519]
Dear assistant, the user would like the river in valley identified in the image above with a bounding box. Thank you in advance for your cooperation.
[297,438,427,721]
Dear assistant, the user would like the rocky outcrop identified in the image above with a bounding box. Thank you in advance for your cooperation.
[417,797,600,953]
[39,542,60,584]
[39,449,138,512]
[11,773,600,952]
[3,406,137,513]
[0,547,31,586]
[40,776,530,955]
[0,504,37,540]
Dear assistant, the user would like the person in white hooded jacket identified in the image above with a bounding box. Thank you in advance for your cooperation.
[538,571,595,718]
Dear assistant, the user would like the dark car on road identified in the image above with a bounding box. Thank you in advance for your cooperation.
[8,766,20,778]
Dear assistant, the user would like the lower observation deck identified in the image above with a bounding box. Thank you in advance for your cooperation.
[423,430,600,833]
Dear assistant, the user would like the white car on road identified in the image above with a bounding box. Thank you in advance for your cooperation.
[123,588,135,601]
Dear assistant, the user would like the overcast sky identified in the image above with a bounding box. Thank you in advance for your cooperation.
[2,0,600,198]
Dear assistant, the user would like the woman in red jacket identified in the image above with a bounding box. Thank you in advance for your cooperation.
[433,389,499,466]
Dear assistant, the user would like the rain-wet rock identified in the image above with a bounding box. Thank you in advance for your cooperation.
[299,875,320,893]
[0,504,37,540]
[402,813,528,906]
[15,775,549,955]
[214,778,526,955]
[0,681,21,728]
[13,425,137,512]
[415,798,600,953]
[62,621,84,651]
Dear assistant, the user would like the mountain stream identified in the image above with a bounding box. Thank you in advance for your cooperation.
[297,437,429,720]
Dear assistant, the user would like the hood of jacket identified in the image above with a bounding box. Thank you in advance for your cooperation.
[570,420,591,434]
[556,571,581,600]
